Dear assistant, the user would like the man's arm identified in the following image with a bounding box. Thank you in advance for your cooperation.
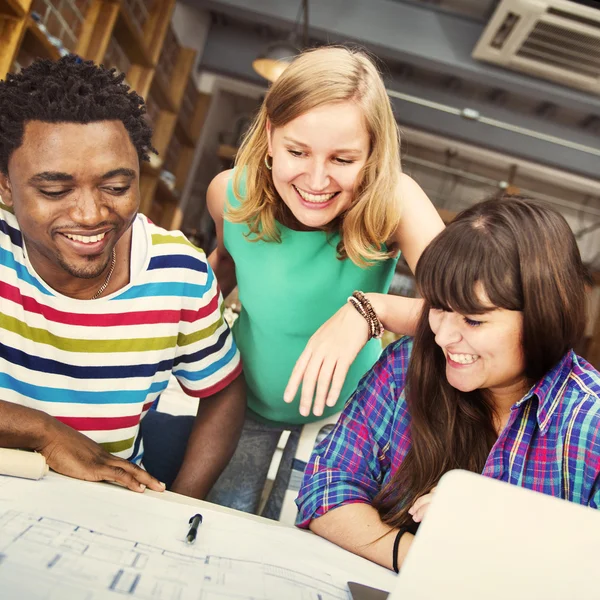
[207,170,237,298]
[0,399,165,492]
[170,372,246,499]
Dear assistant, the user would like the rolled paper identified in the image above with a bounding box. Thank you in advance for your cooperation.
[0,449,49,480]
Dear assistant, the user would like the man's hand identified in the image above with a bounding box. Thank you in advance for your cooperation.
[39,417,165,493]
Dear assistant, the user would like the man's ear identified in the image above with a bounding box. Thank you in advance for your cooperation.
[0,172,13,207]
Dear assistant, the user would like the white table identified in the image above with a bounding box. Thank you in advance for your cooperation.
[0,472,396,599]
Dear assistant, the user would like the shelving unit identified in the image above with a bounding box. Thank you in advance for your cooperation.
[0,0,211,231]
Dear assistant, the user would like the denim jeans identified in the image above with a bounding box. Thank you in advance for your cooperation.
[140,409,302,521]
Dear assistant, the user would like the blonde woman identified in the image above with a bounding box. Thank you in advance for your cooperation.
[204,46,444,518]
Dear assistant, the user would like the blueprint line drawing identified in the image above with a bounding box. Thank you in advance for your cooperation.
[0,474,393,599]
[0,509,350,599]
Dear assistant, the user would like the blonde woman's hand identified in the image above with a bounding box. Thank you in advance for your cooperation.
[408,487,437,523]
[284,303,369,417]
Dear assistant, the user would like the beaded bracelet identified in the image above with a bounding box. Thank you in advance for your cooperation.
[347,290,384,340]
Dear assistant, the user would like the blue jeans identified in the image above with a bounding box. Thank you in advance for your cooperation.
[140,409,302,520]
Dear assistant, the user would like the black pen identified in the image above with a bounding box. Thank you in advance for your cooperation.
[186,513,203,544]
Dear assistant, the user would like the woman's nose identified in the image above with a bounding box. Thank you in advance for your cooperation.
[434,312,462,347]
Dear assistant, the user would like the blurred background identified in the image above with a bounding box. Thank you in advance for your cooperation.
[1,0,599,364]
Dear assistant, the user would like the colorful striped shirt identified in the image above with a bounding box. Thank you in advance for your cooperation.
[0,206,241,462]
[296,336,600,527]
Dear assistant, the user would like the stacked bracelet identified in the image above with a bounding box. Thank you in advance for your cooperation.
[347,290,384,340]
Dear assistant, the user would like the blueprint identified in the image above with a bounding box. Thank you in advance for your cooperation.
[0,474,393,599]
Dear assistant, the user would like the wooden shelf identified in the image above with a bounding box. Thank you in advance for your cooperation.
[111,3,153,68]
[1,0,208,232]
[75,1,120,64]
[0,7,28,76]
[155,176,179,206]
[176,89,210,147]
[142,0,175,65]
[217,144,238,162]
[140,160,160,177]
[174,115,196,149]
[0,0,29,18]
[438,208,457,223]
[149,72,176,113]
[21,15,61,61]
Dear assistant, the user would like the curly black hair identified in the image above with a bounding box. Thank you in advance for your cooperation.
[0,55,156,174]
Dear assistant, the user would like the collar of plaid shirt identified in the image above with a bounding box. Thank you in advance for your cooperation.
[516,350,588,434]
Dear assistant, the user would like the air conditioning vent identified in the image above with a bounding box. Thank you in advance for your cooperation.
[473,0,600,94]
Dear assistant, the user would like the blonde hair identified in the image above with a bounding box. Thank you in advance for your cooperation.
[228,46,402,267]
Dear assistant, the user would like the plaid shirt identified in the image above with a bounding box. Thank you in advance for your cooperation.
[296,337,600,527]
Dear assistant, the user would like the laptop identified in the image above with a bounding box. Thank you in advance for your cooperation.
[348,581,389,600]
[389,469,600,599]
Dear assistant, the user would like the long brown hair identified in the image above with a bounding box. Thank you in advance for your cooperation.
[228,46,402,267]
[373,196,589,528]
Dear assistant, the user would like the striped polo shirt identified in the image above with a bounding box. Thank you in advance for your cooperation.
[0,205,242,462]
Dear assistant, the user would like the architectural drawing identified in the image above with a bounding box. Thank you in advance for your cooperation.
[0,509,350,599]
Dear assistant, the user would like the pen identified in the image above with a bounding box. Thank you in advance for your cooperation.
[186,513,203,544]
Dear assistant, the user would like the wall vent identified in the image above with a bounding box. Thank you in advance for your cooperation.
[473,0,600,94]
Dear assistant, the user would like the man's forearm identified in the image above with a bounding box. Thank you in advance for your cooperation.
[367,294,423,337]
[310,503,414,570]
[0,399,52,450]
[208,249,238,300]
[171,373,246,498]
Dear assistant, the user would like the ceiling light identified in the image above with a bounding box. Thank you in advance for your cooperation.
[252,0,308,83]
[252,40,299,83]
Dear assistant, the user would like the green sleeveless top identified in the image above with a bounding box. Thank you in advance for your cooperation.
[223,173,400,424]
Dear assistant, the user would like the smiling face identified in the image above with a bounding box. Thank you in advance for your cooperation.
[0,120,139,293]
[428,288,528,408]
[266,101,370,229]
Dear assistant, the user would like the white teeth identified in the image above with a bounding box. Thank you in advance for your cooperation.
[294,186,337,203]
[448,352,479,365]
[64,232,106,244]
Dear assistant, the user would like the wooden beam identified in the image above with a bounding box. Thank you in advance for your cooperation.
[127,63,154,100]
[112,4,153,68]
[169,47,196,110]
[22,16,61,60]
[0,0,30,19]
[217,144,238,162]
[584,286,600,369]
[437,208,457,224]
[168,206,183,231]
[173,145,195,193]
[160,198,178,230]
[75,0,119,64]
[0,14,27,79]
[143,0,176,65]
[149,71,176,112]
[152,110,177,159]
[189,93,211,141]
[139,172,159,216]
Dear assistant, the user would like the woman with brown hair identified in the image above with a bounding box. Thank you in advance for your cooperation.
[296,196,600,571]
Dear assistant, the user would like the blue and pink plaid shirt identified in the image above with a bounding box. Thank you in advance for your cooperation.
[296,337,600,527]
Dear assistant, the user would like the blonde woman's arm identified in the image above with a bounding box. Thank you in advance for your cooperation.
[285,174,443,417]
[206,170,238,299]
[364,173,444,335]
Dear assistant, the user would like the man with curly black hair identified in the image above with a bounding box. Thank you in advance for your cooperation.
[0,56,245,498]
